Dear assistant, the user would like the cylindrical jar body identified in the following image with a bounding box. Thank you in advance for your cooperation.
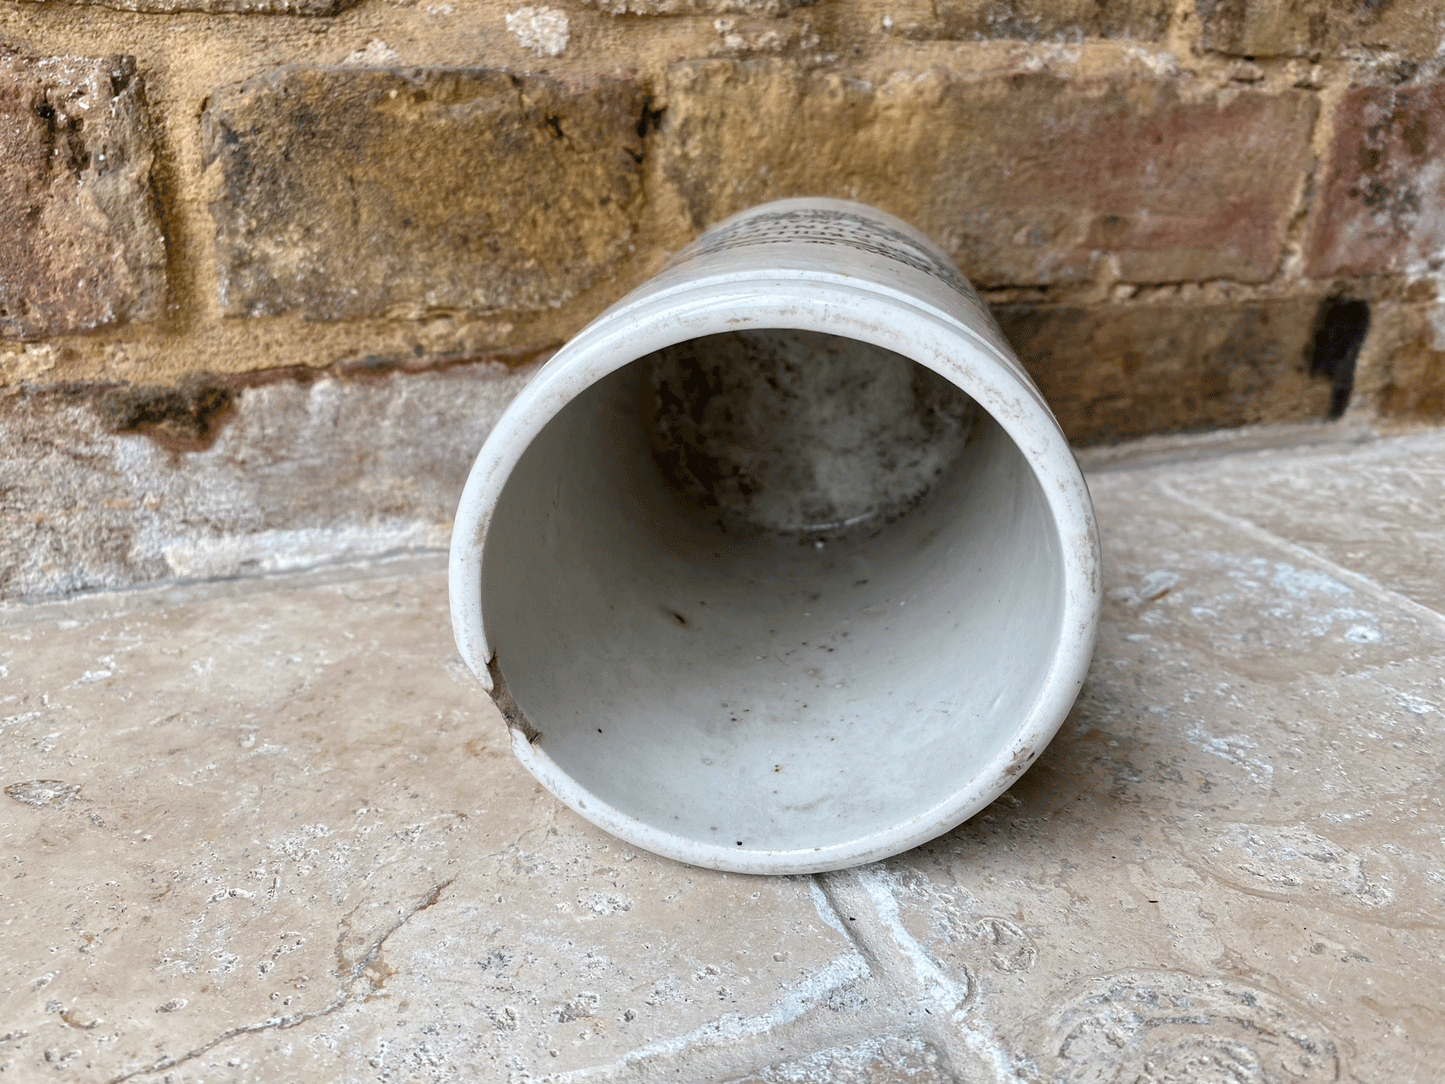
[449,198,1100,874]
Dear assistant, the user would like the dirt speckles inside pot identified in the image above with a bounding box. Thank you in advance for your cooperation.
[647,329,979,537]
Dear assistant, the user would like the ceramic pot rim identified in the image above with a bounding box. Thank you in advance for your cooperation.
[449,269,1100,874]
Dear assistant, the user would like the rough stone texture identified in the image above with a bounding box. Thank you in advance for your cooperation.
[2,428,1442,1081]
[0,49,166,341]
[202,67,647,320]
[932,0,1171,40]
[1156,427,1445,615]
[995,299,1331,444]
[723,1035,954,1082]
[1366,303,1445,422]
[0,355,541,601]
[0,560,858,1081]
[1305,81,1445,278]
[0,293,1356,601]
[846,433,1445,1083]
[20,0,356,12]
[661,61,1317,287]
[2,1,1442,428]
[1197,0,1445,57]
[580,0,808,13]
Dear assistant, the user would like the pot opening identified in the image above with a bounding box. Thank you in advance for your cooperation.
[481,328,1066,857]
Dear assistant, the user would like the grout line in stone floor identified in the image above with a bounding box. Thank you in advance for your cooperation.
[548,992,904,1084]
[817,870,1014,1084]
[540,878,888,1083]
[4,427,1444,1080]
[1152,477,1445,632]
[534,868,998,1084]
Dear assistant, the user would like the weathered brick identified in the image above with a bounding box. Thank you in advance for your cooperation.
[0,353,544,598]
[1305,81,1445,278]
[662,61,1316,287]
[22,0,355,12]
[995,299,1331,444]
[582,0,805,12]
[0,50,166,341]
[1197,0,1445,58]
[1353,302,1445,422]
[934,0,1170,40]
[202,67,646,320]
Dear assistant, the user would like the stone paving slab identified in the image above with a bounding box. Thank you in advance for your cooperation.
[872,468,1445,1082]
[1142,428,1445,616]
[3,429,1444,1083]
[0,561,859,1082]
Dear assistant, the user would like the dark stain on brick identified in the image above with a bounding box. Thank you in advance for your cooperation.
[64,340,560,454]
[93,378,237,452]
[1309,297,1370,419]
[109,60,134,97]
[636,94,664,141]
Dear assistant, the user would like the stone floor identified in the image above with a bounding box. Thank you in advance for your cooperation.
[3,425,1443,1083]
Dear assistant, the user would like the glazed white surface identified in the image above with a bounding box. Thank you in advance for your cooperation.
[449,198,1101,873]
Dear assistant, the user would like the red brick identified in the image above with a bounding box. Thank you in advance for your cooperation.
[0,49,166,340]
[1306,81,1445,278]
[662,62,1316,287]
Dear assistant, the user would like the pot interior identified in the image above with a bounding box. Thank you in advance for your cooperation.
[482,329,1066,855]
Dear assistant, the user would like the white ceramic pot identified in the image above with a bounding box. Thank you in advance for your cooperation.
[450,198,1100,874]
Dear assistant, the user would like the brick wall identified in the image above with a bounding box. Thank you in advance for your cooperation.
[3,0,1444,596]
